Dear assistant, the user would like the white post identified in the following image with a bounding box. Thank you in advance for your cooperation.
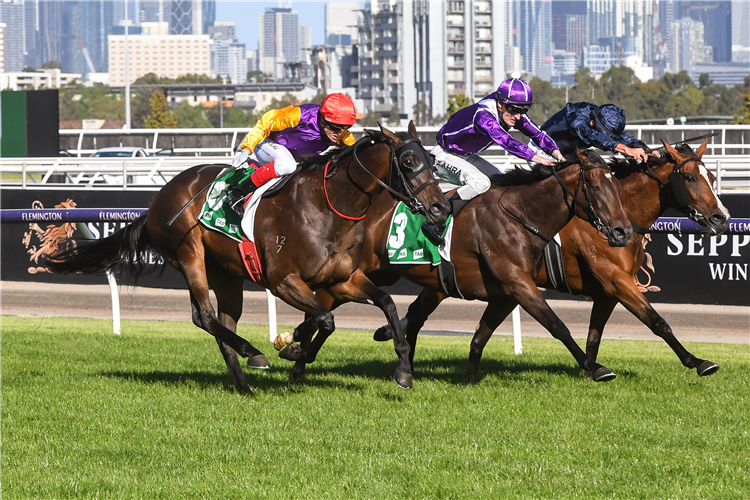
[77,222,120,334]
[512,305,522,354]
[266,289,277,342]
[107,271,122,334]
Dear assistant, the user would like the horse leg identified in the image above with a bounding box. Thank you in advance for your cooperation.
[277,271,413,389]
[180,247,269,369]
[206,264,253,394]
[373,288,447,369]
[608,275,719,376]
[290,289,341,380]
[509,276,616,382]
[464,300,519,385]
[583,297,618,380]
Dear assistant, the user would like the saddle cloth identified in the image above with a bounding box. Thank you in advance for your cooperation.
[386,202,454,265]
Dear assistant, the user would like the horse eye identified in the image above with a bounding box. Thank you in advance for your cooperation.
[591,183,601,192]
[685,174,697,183]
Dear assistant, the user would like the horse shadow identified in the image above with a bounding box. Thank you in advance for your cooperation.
[97,353,615,394]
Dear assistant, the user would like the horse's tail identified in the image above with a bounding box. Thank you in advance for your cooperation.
[46,214,155,279]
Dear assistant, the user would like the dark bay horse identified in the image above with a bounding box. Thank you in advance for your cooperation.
[48,123,450,393]
[285,150,633,382]
[377,140,729,381]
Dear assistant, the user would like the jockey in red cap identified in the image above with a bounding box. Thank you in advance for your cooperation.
[226,92,357,215]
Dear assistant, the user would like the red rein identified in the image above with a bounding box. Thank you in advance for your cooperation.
[323,161,366,221]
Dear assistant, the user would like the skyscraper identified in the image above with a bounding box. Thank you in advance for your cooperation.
[170,0,215,35]
[258,7,300,80]
[0,0,24,72]
[325,1,359,46]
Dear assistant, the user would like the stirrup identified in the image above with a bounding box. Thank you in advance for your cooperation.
[226,191,248,216]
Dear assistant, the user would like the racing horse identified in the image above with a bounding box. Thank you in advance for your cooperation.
[374,140,729,382]
[47,123,451,394]
[284,150,633,382]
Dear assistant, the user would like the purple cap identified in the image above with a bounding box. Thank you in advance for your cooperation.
[496,77,533,106]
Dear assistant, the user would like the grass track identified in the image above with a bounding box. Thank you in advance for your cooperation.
[2,316,748,499]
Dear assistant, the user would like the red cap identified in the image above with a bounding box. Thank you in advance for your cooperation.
[320,93,356,126]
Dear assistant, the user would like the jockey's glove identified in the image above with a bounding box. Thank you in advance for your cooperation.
[232,150,250,169]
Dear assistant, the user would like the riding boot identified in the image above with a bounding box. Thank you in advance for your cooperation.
[226,163,278,216]
[421,221,446,246]
[448,193,471,217]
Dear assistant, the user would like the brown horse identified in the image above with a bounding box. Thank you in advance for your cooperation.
[47,123,450,394]
[286,150,633,382]
[375,140,729,382]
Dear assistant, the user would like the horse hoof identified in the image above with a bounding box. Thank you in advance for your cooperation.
[394,369,412,390]
[292,363,306,380]
[278,343,302,361]
[373,325,393,342]
[591,366,617,382]
[247,354,270,370]
[697,360,719,376]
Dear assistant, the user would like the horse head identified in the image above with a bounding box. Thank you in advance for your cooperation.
[377,122,450,226]
[575,149,633,248]
[660,140,730,235]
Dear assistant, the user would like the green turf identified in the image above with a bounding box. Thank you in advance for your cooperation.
[2,316,748,499]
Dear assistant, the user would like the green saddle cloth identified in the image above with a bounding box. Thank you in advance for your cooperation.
[198,166,256,242]
[387,202,452,265]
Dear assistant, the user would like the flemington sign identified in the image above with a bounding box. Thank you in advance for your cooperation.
[1,189,748,305]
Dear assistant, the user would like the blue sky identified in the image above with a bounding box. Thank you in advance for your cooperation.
[214,1,359,51]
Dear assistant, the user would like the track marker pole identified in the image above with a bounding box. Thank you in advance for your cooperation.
[512,306,522,355]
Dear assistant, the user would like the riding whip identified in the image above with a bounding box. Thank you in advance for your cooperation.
[167,165,233,226]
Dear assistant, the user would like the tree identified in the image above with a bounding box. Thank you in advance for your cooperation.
[527,77,565,124]
[698,73,713,90]
[43,60,62,70]
[387,105,401,125]
[145,90,178,128]
[311,88,326,105]
[246,70,269,83]
[733,93,750,124]
[359,109,383,127]
[447,94,472,116]
[412,100,432,126]
[173,101,213,128]
[130,88,158,128]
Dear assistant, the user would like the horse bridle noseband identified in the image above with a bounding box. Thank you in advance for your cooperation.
[498,162,612,243]
[637,154,710,233]
[350,136,438,217]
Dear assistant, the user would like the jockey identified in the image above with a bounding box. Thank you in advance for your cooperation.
[225,92,357,214]
[432,75,564,215]
[541,102,657,162]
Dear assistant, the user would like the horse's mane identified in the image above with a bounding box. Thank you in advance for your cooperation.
[296,129,391,172]
[490,149,603,187]
[609,142,695,179]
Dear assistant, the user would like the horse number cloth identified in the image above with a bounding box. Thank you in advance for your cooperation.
[198,166,256,242]
[387,202,453,265]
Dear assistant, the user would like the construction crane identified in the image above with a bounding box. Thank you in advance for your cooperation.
[77,33,97,75]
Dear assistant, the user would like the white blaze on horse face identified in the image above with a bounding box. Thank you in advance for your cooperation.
[605,172,613,181]
[698,164,730,217]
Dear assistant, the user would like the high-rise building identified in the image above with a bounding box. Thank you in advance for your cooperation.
[0,22,6,72]
[209,21,246,84]
[258,7,300,80]
[170,0,215,35]
[671,17,706,72]
[299,24,311,61]
[108,32,210,85]
[0,0,24,72]
[325,1,359,46]
[685,1,731,63]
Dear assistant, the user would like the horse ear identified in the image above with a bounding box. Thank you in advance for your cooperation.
[576,149,590,166]
[407,120,418,138]
[661,140,680,159]
[378,122,400,145]
[695,139,708,159]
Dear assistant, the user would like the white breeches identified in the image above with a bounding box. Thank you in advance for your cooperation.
[254,139,298,176]
[431,144,500,200]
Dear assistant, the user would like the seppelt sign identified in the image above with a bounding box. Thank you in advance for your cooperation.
[1,189,748,305]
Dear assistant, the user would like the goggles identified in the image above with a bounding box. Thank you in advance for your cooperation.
[503,103,531,115]
[324,121,352,133]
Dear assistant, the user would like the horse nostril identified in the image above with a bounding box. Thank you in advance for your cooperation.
[711,213,727,225]
[611,226,630,245]
[431,202,450,217]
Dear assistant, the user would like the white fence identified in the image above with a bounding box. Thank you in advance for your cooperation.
[2,153,748,193]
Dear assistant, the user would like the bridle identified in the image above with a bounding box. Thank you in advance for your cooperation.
[499,161,613,243]
[324,135,439,220]
[636,153,711,233]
